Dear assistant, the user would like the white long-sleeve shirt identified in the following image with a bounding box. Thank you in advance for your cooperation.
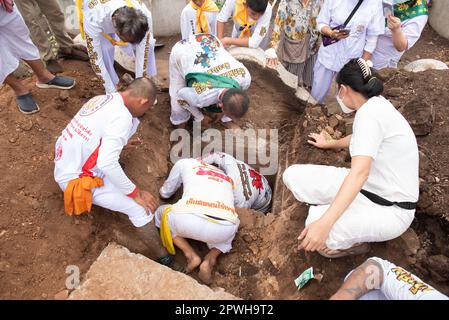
[217,0,272,49]
[316,0,385,72]
[201,152,272,212]
[82,0,155,93]
[180,3,218,40]
[54,93,139,197]
[371,15,428,70]
[159,158,238,224]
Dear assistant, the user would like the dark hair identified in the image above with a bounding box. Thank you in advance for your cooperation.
[336,59,384,99]
[222,88,249,118]
[126,77,157,102]
[113,7,149,44]
[246,0,269,13]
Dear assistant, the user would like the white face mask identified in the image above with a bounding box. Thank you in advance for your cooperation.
[336,88,355,114]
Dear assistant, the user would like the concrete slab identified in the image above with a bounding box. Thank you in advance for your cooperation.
[69,243,240,300]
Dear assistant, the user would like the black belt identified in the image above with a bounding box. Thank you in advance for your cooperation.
[360,189,417,210]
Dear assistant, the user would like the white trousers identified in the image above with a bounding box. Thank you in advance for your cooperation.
[99,35,157,89]
[282,164,414,250]
[59,176,153,228]
[0,7,40,84]
[155,205,239,253]
[311,60,337,104]
[168,42,202,125]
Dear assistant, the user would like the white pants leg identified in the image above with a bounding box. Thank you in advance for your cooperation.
[58,177,153,228]
[120,37,157,78]
[311,60,336,104]
[283,164,415,250]
[0,6,40,83]
[100,36,119,88]
[168,42,192,125]
[155,205,239,253]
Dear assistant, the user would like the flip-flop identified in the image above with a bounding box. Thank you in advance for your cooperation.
[318,243,371,259]
[36,76,76,90]
[16,92,40,114]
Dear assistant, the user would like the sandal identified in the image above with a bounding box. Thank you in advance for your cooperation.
[318,243,371,259]
[16,92,40,114]
[36,76,75,90]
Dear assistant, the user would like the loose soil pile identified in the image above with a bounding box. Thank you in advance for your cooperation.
[1,26,448,299]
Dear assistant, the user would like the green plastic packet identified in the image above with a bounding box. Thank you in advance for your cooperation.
[294,267,314,290]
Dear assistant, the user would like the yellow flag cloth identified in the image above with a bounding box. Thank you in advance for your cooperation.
[64,176,104,216]
[190,0,219,34]
[160,206,176,255]
[76,0,135,45]
[233,0,255,38]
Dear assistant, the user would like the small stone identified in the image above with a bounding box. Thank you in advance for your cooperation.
[20,120,33,132]
[0,230,6,237]
[325,126,334,135]
[8,135,18,144]
[314,273,324,283]
[59,91,70,101]
[334,114,343,121]
[74,220,80,225]
[328,115,340,128]
[13,230,18,235]
[386,87,402,97]
[54,290,69,300]
[302,120,308,128]
[435,177,440,183]
[242,234,252,243]
[42,293,48,299]
[249,243,259,255]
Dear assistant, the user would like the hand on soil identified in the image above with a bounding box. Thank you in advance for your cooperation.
[298,220,332,252]
[307,132,334,149]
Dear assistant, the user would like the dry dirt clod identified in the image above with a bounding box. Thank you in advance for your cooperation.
[59,91,70,101]
[54,290,69,300]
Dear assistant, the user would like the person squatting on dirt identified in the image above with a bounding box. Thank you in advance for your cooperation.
[180,0,219,40]
[155,158,240,284]
[200,151,272,213]
[53,78,181,271]
[283,59,419,258]
[371,0,429,70]
[331,257,448,300]
[311,0,385,104]
[0,0,75,114]
[169,33,251,130]
[14,0,89,74]
[76,0,157,94]
[216,0,272,49]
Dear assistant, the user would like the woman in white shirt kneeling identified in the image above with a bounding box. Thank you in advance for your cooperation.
[283,58,419,258]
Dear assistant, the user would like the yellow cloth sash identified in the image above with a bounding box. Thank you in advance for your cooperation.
[233,0,255,38]
[76,0,135,46]
[190,0,219,34]
[64,176,104,216]
[160,206,176,255]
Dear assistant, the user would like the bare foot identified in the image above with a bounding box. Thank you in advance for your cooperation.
[198,260,214,284]
[185,254,202,273]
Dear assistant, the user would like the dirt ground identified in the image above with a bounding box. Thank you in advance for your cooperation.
[1,25,449,300]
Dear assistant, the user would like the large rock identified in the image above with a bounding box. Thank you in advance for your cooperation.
[400,99,435,136]
[69,243,239,300]
[429,0,449,41]
[404,59,449,73]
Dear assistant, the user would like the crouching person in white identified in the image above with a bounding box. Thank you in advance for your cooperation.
[331,257,448,300]
[156,158,240,284]
[283,59,419,258]
[200,151,272,213]
[54,78,182,271]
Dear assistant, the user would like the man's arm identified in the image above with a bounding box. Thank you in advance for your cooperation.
[159,159,186,199]
[308,133,352,150]
[330,259,384,300]
[216,0,234,39]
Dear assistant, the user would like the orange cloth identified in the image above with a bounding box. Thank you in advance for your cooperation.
[64,176,104,216]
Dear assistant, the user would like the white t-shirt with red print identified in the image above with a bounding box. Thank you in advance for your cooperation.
[54,93,139,197]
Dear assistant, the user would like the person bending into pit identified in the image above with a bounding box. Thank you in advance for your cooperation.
[200,151,272,213]
[216,0,272,49]
[169,33,251,130]
[283,59,419,258]
[0,1,75,114]
[54,78,182,272]
[331,257,448,300]
[76,0,157,94]
[155,158,240,284]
